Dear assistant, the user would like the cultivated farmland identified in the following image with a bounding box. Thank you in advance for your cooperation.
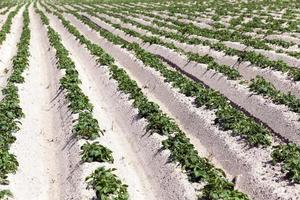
[0,0,300,200]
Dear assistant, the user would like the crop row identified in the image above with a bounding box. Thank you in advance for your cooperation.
[249,77,300,113]
[0,4,30,200]
[72,5,300,83]
[91,2,295,51]
[124,2,300,59]
[0,5,22,46]
[109,4,300,58]
[0,2,15,15]
[151,5,300,59]
[41,3,251,199]
[113,1,300,38]
[51,2,300,184]
[34,3,129,199]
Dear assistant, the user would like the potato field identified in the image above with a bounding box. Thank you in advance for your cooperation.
[0,0,300,199]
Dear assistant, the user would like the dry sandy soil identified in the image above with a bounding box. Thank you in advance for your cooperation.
[1,2,300,200]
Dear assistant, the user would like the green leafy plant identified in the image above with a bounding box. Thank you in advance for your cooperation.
[272,144,300,183]
[81,142,113,163]
[250,76,300,113]
[86,167,129,200]
[0,5,31,195]
[74,111,102,140]
[0,149,18,184]
[0,190,12,200]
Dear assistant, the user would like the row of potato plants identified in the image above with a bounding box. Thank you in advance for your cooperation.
[76,5,300,82]
[94,3,295,50]
[131,4,282,37]
[170,3,298,39]
[43,3,251,199]
[140,3,296,47]
[249,77,300,114]
[0,2,12,9]
[281,49,300,60]
[0,4,30,200]
[57,3,300,184]
[100,0,300,27]
[0,2,15,15]
[34,4,129,199]
[223,7,300,34]
[119,3,300,57]
[203,13,297,50]
[73,6,246,80]
[77,8,300,116]
[145,1,300,36]
[68,4,243,81]
[0,5,22,46]
[131,7,298,72]
[124,1,300,38]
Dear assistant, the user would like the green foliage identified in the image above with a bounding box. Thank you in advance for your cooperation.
[86,167,129,200]
[272,144,300,183]
[0,190,12,200]
[0,6,22,46]
[187,52,241,80]
[81,142,114,163]
[163,133,248,200]
[45,23,103,139]
[0,5,30,190]
[250,76,300,113]
[74,111,102,140]
[9,8,31,84]
[215,105,270,146]
[35,8,49,25]
[0,149,18,184]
